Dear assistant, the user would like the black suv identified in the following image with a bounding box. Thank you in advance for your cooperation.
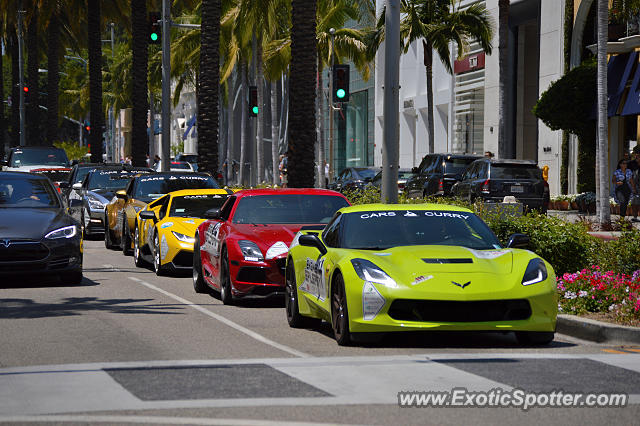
[404,154,481,198]
[451,159,548,212]
[329,167,378,192]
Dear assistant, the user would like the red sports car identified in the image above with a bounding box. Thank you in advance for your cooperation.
[192,188,350,304]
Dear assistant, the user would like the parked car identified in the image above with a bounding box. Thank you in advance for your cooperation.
[155,161,195,172]
[1,146,70,172]
[451,159,548,212]
[59,162,122,205]
[0,171,83,284]
[104,172,220,254]
[329,167,378,192]
[68,166,153,238]
[369,168,415,194]
[192,189,350,303]
[404,154,481,198]
[174,153,198,171]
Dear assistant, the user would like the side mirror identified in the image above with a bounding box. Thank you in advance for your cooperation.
[298,234,327,256]
[0,160,8,166]
[72,183,83,190]
[507,233,530,249]
[204,208,221,220]
[139,210,156,221]
[68,199,83,208]
[58,182,69,189]
[115,190,128,201]
[411,166,418,174]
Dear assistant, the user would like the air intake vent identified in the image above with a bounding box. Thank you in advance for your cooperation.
[422,258,473,264]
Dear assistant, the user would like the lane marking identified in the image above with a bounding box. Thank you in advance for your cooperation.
[0,415,353,426]
[127,276,310,358]
[602,349,628,354]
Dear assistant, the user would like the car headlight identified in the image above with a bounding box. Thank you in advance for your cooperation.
[522,258,548,286]
[45,225,78,239]
[171,231,195,244]
[238,240,263,262]
[351,258,397,288]
[86,194,105,210]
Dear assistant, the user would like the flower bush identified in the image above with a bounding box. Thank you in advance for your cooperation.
[557,266,640,323]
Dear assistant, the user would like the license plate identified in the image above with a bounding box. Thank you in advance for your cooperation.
[511,185,524,193]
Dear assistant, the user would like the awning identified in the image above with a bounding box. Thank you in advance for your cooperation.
[592,51,637,118]
[622,52,640,115]
[183,115,196,140]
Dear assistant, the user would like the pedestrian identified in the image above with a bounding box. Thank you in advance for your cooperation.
[612,158,637,220]
[146,154,150,168]
[279,152,289,188]
[629,151,640,222]
[325,162,330,188]
[484,151,494,158]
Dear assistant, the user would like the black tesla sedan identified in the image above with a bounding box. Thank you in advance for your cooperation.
[0,172,83,284]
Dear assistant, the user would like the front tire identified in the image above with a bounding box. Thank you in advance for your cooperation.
[285,260,321,328]
[121,216,132,255]
[219,247,234,305]
[153,233,166,276]
[515,331,555,346]
[104,216,117,249]
[192,235,208,293]
[331,273,352,346]
[133,226,148,267]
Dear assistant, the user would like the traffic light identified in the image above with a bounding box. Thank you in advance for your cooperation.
[249,85,258,116]
[22,86,29,104]
[149,12,161,44]
[332,64,350,103]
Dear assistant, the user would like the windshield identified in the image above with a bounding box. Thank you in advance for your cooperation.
[398,171,414,180]
[134,175,219,201]
[87,170,147,190]
[31,169,71,182]
[355,168,377,180]
[0,177,60,208]
[10,149,69,167]
[341,210,501,250]
[491,165,541,180]
[232,194,349,224]
[176,154,198,163]
[169,194,229,218]
[170,162,191,170]
[445,158,477,175]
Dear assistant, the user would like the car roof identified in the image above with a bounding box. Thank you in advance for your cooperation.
[338,203,473,214]
[235,188,347,198]
[0,171,50,179]
[166,188,234,198]
[485,159,538,166]
[8,146,65,151]
[149,171,210,177]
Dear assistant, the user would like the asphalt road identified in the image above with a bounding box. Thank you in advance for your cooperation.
[0,239,639,425]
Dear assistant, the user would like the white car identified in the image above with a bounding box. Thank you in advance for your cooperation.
[2,147,70,172]
[155,161,195,172]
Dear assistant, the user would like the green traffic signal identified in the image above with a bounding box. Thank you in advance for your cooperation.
[336,88,346,99]
[252,106,259,115]
[151,33,159,41]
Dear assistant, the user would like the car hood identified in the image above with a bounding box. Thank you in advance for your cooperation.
[234,224,306,255]
[0,207,74,240]
[88,189,117,203]
[163,217,207,237]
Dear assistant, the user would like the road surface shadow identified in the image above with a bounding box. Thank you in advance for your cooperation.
[0,274,100,288]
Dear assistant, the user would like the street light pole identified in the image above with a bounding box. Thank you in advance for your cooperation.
[382,0,400,203]
[17,0,26,146]
[110,23,116,162]
[161,0,171,171]
[328,28,335,184]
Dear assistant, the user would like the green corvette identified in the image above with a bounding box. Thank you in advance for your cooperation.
[285,203,557,346]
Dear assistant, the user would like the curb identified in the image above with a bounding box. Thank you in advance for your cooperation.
[557,314,640,345]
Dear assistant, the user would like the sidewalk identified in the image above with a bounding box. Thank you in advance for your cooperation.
[547,209,640,240]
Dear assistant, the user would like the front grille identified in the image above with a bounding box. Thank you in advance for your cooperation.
[388,299,532,322]
[0,241,49,262]
[172,251,193,268]
[237,267,267,283]
[250,285,281,296]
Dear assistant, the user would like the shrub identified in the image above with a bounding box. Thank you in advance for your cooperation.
[591,226,640,275]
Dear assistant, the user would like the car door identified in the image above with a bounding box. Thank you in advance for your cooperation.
[469,161,489,199]
[454,163,477,199]
[112,179,134,239]
[202,196,236,289]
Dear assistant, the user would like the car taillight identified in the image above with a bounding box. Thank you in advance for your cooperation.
[481,179,490,194]
[436,178,444,195]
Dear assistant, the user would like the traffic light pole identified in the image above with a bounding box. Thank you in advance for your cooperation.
[17,1,26,147]
[328,28,335,184]
[382,0,400,203]
[161,0,171,171]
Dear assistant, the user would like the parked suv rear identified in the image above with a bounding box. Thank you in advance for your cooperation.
[451,159,547,212]
[404,154,481,198]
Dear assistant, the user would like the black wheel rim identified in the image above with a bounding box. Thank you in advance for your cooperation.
[221,251,229,298]
[134,228,139,260]
[193,240,201,284]
[285,265,295,321]
[154,235,160,272]
[332,279,346,339]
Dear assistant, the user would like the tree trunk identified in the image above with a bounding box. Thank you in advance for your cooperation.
[227,74,235,184]
[288,0,317,188]
[10,28,20,147]
[198,0,221,176]
[596,0,610,224]
[131,0,149,166]
[88,0,104,162]
[239,60,248,186]
[271,80,279,185]
[423,40,435,154]
[316,63,326,187]
[26,7,39,146]
[46,12,60,145]
[498,0,510,159]
[0,20,5,153]
[256,40,264,183]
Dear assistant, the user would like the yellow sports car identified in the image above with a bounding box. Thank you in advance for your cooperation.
[134,188,233,275]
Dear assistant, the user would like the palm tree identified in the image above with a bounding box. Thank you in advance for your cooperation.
[497,0,509,159]
[0,18,5,152]
[596,0,610,224]
[130,0,149,167]
[400,0,493,155]
[87,0,104,162]
[287,0,318,188]
[45,1,61,145]
[197,0,221,176]
[10,26,20,147]
[26,5,40,146]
